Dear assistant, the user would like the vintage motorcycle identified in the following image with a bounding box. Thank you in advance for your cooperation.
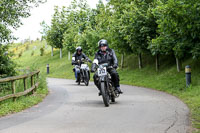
[93,60,120,107]
[75,59,90,86]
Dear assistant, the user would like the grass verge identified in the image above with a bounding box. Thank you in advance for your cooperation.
[0,74,48,117]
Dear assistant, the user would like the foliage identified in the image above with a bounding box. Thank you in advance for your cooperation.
[40,47,44,56]
[107,1,132,54]
[150,0,200,60]
[45,0,200,70]
[31,51,34,56]
[0,45,16,77]
[18,50,23,57]
[63,0,91,53]
[0,0,46,44]
[46,6,68,49]
[0,0,46,77]
[39,21,50,41]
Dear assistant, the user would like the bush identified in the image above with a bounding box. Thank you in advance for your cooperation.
[25,44,29,50]
[18,51,23,57]
[31,51,34,56]
[0,45,16,77]
[40,47,44,56]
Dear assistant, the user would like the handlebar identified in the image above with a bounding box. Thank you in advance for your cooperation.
[98,63,113,69]
[77,59,92,64]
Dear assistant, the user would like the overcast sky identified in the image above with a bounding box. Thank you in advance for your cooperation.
[13,0,104,42]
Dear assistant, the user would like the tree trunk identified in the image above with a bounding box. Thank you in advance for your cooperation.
[60,48,62,59]
[68,51,71,61]
[51,46,53,56]
[120,53,124,69]
[138,53,142,69]
[156,54,159,72]
[176,57,182,72]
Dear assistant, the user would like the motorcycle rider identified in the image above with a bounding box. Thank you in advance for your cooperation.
[91,39,123,95]
[72,46,92,82]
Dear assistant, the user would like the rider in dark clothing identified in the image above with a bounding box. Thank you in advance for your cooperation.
[91,39,123,94]
[72,46,92,82]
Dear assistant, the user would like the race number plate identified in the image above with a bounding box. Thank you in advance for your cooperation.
[81,64,87,69]
[98,67,107,76]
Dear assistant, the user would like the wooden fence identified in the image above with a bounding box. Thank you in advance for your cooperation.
[0,70,40,102]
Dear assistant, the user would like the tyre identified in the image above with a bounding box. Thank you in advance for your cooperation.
[88,71,90,80]
[111,96,115,102]
[101,82,109,107]
[84,71,89,86]
[77,73,80,85]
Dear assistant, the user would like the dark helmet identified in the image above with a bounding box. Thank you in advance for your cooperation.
[98,39,108,47]
[76,46,82,54]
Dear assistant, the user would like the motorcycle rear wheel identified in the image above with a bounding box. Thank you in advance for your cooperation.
[77,73,80,85]
[101,82,110,107]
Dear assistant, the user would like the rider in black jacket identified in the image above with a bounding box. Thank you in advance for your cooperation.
[91,39,123,95]
[72,46,92,82]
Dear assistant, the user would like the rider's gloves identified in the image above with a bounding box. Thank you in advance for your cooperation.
[113,64,118,69]
[89,60,92,63]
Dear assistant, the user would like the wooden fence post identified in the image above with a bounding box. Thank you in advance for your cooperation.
[31,76,34,94]
[11,81,16,102]
[23,78,27,91]
[35,73,39,92]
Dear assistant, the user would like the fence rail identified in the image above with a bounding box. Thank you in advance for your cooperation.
[0,70,40,102]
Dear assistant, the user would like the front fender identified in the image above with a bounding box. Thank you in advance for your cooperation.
[100,75,107,82]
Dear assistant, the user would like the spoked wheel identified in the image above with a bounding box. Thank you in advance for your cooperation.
[84,71,89,86]
[101,82,110,107]
[109,84,116,102]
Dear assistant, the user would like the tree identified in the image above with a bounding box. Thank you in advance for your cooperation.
[46,6,68,58]
[0,0,46,44]
[40,21,50,41]
[116,0,157,69]
[63,0,93,55]
[108,0,133,68]
[0,0,45,76]
[150,0,200,72]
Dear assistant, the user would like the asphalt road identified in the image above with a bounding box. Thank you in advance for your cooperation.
[0,78,190,133]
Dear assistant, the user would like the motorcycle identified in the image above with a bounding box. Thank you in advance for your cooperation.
[94,61,120,107]
[75,58,90,86]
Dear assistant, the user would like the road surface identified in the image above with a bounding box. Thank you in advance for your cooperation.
[0,78,190,133]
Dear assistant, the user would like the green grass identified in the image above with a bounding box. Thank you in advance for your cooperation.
[6,40,200,132]
[118,54,200,132]
[0,74,48,117]
[0,41,48,117]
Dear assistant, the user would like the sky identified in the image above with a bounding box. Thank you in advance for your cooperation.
[12,0,104,43]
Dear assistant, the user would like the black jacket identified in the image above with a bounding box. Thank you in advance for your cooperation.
[72,52,90,65]
[94,48,118,67]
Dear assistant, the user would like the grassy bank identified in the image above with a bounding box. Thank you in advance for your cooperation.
[0,41,48,117]
[119,61,200,131]
[8,41,200,132]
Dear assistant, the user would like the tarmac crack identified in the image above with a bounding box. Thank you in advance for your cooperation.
[164,111,178,133]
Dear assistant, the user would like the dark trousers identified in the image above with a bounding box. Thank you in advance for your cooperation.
[93,68,120,89]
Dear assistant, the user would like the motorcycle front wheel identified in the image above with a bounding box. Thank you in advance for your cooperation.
[101,82,110,107]
[84,71,89,86]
